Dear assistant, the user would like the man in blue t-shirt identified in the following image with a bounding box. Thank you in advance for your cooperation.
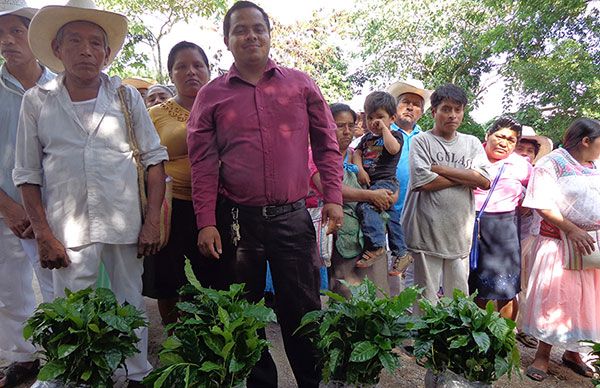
[386,79,432,278]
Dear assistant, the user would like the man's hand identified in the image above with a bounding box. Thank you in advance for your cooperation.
[322,203,344,235]
[37,233,70,269]
[369,189,395,211]
[1,202,33,239]
[198,226,222,259]
[138,219,161,258]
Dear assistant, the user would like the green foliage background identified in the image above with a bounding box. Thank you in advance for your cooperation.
[36,0,597,141]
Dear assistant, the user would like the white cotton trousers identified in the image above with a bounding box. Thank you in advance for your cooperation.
[0,222,53,362]
[53,243,152,382]
[412,251,469,304]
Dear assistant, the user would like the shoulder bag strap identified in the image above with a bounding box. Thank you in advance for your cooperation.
[117,86,148,218]
[476,163,507,221]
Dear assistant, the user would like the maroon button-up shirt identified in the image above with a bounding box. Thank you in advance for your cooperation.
[187,59,343,229]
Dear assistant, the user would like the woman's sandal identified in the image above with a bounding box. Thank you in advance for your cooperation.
[526,365,548,382]
[516,331,539,348]
[0,359,40,387]
[561,355,594,378]
[355,247,387,268]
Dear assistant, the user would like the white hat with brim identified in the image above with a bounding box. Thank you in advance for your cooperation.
[28,0,127,73]
[387,79,433,112]
[521,126,553,164]
[0,0,37,19]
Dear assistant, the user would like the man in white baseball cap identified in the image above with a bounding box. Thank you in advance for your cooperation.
[0,1,55,385]
[386,79,432,279]
[13,1,168,385]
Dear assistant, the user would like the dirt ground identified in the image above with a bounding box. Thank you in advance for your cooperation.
[2,291,594,387]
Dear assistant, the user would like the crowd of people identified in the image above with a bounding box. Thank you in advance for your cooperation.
[1,0,599,387]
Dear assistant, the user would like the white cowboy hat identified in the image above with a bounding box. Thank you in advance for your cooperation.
[0,0,36,19]
[387,79,433,112]
[520,125,553,163]
[28,0,127,73]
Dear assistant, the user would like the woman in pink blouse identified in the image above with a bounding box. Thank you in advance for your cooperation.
[469,117,532,320]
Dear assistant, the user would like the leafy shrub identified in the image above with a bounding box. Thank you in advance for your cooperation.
[414,289,520,384]
[24,287,146,388]
[143,260,276,387]
[296,279,420,385]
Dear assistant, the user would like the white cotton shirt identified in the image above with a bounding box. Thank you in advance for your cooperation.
[71,98,97,133]
[13,73,168,248]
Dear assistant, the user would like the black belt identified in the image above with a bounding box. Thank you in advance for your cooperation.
[223,198,306,218]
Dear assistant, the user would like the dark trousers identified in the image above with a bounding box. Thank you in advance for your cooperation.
[216,197,322,388]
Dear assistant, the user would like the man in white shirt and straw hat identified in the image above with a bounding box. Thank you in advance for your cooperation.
[13,0,168,385]
[0,0,55,385]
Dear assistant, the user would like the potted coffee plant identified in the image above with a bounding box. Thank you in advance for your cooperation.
[414,289,520,387]
[296,278,420,387]
[143,259,276,388]
[24,287,146,388]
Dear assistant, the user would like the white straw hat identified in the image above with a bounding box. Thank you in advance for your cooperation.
[28,0,127,73]
[520,126,553,164]
[387,79,433,112]
[0,0,36,19]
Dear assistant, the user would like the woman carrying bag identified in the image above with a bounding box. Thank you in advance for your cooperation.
[468,117,531,320]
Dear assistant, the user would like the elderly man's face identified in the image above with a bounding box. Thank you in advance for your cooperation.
[0,15,35,68]
[395,93,424,129]
[52,21,110,82]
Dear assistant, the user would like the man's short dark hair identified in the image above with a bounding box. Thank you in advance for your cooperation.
[430,84,468,110]
[518,138,541,156]
[223,1,270,38]
[364,91,397,117]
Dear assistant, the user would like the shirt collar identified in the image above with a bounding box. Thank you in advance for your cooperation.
[225,58,283,84]
[1,63,55,95]
[40,72,113,94]
[391,122,422,136]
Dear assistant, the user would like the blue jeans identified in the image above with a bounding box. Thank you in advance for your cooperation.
[356,178,407,257]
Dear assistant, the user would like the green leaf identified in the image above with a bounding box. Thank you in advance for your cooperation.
[184,258,203,290]
[349,341,378,362]
[88,323,101,333]
[99,312,130,332]
[199,361,221,372]
[378,351,398,373]
[58,343,79,359]
[449,335,469,349]
[488,316,510,339]
[472,331,491,353]
[217,306,230,327]
[151,364,177,388]
[159,351,185,366]
[81,369,92,381]
[38,361,66,381]
[22,324,33,340]
[323,290,346,303]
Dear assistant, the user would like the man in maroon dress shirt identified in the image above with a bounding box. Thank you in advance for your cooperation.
[187,1,344,387]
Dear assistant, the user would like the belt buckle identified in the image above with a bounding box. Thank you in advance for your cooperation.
[262,205,275,218]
